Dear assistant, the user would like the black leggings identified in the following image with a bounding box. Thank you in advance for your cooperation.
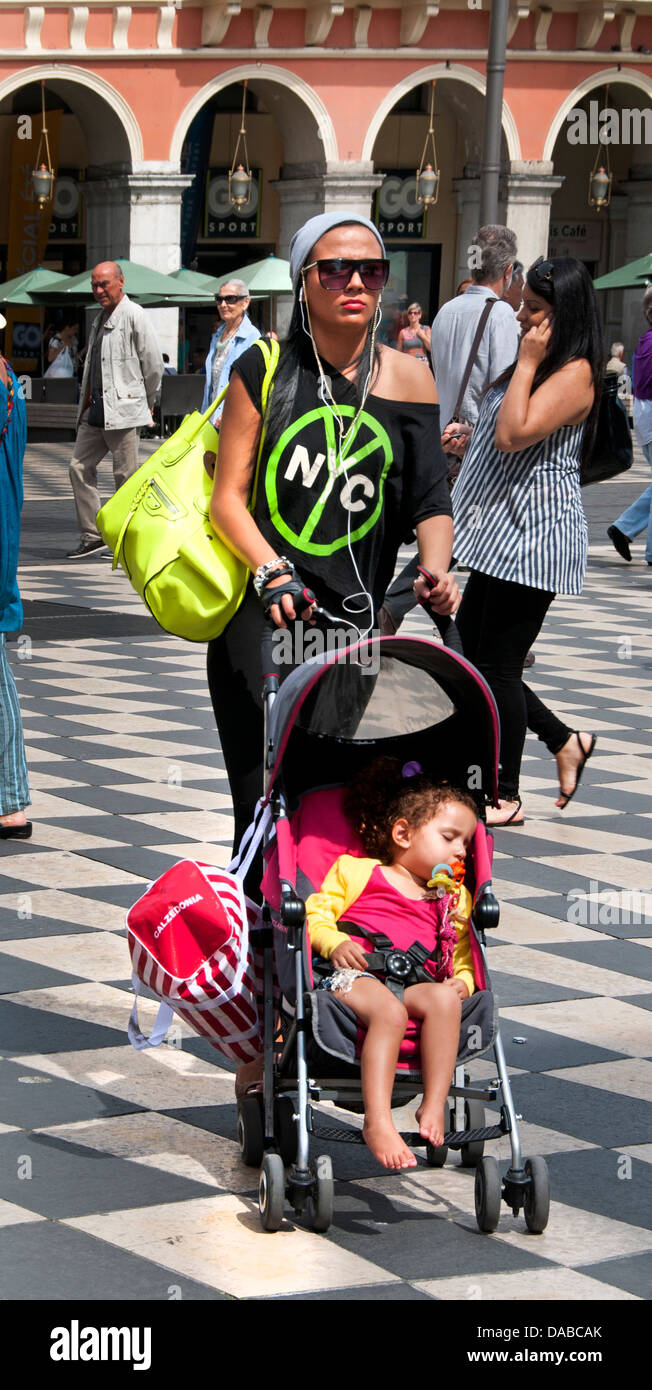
[207,585,268,896]
[455,571,572,800]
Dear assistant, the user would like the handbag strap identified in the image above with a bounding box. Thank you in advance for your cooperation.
[195,335,280,432]
[451,298,496,421]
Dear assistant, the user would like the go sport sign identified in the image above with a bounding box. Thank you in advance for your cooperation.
[204,169,261,238]
[375,171,426,240]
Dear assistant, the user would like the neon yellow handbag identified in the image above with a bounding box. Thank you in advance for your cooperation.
[97,337,279,642]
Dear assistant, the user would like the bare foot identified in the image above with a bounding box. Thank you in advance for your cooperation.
[555,732,596,808]
[0,811,27,827]
[416,1099,447,1148]
[363,1119,417,1170]
[235,1056,263,1100]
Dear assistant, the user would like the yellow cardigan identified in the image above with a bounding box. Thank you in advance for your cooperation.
[305,855,475,998]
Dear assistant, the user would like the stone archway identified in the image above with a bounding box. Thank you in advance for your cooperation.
[362,63,521,167]
[0,64,142,167]
[365,66,519,311]
[544,69,652,355]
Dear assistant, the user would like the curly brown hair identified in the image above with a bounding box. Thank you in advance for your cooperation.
[343,756,477,862]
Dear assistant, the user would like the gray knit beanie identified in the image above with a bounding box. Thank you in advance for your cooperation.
[289,212,386,292]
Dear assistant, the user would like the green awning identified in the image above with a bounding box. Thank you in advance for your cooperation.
[0,267,70,303]
[593,254,652,290]
[228,255,293,295]
[33,258,211,305]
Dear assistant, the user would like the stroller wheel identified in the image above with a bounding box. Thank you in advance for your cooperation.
[523,1156,550,1234]
[474,1156,502,1233]
[238,1095,264,1168]
[306,1155,333,1234]
[274,1096,299,1167]
[425,1140,448,1168]
[460,1099,485,1168]
[259,1152,286,1232]
[425,1100,452,1167]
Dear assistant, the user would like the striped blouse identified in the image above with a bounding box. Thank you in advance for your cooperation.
[451,383,588,596]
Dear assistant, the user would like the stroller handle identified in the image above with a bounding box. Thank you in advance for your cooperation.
[431,611,464,655]
[416,565,464,655]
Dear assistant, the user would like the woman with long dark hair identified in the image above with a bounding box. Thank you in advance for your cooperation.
[207,212,458,864]
[451,256,603,826]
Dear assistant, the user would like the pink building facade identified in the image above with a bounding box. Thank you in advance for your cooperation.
[1,1,651,359]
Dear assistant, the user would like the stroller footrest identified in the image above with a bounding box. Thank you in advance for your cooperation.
[311,1121,508,1148]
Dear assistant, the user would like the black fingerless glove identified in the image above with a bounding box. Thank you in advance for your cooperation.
[259,570,316,620]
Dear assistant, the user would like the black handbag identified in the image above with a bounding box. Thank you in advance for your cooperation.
[580,374,633,486]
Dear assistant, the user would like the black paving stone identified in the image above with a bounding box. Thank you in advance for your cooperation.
[500,1025,627,1074]
[572,789,652,813]
[0,956,85,994]
[0,998,128,1056]
[0,911,98,942]
[490,971,594,1008]
[27,761,149,786]
[0,874,51,895]
[0,1059,141,1128]
[35,815,185,847]
[491,859,602,895]
[265,1280,435,1300]
[575,1250,652,1299]
[66,883,147,908]
[544,1148,652,1229]
[43,785,185,815]
[0,1131,220,1218]
[0,1222,229,1300]
[0,1223,179,1299]
[78,846,185,879]
[489,835,587,859]
[322,1183,551,1281]
[505,893,652,937]
[621,993,652,1013]
[509,1072,652,1149]
[528,938,652,981]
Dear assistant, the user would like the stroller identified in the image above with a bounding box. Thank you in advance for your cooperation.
[237,626,550,1236]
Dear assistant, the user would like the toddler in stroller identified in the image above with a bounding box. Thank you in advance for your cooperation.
[306,757,477,1170]
[238,629,550,1235]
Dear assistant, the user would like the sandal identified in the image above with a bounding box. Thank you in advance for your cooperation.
[486,796,524,828]
[556,732,596,810]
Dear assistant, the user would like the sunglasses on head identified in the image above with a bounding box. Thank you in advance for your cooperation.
[530,256,554,283]
[302,258,390,292]
[216,294,246,305]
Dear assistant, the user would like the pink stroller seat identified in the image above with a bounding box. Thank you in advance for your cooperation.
[262,784,493,1072]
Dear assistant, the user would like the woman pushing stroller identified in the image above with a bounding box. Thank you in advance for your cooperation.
[306,758,478,1171]
[207,212,459,869]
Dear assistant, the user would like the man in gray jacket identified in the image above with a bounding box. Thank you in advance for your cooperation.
[66,262,163,558]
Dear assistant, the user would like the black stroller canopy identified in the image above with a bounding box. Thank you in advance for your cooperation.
[266,636,500,808]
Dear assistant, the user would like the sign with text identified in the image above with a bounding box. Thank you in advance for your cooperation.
[49,170,84,240]
[375,170,426,240]
[204,169,261,238]
[548,221,603,261]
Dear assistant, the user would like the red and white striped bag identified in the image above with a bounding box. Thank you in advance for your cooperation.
[126,860,263,1063]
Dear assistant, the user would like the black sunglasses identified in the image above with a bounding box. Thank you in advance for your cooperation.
[302,258,390,292]
[530,256,554,283]
[215,294,246,305]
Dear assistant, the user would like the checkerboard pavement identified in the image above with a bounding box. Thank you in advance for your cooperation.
[1,440,651,1303]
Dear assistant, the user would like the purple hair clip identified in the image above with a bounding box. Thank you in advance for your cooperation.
[402,761,422,778]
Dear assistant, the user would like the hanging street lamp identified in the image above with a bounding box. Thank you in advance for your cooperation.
[228,80,253,210]
[416,81,440,211]
[588,86,613,211]
[31,81,55,210]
